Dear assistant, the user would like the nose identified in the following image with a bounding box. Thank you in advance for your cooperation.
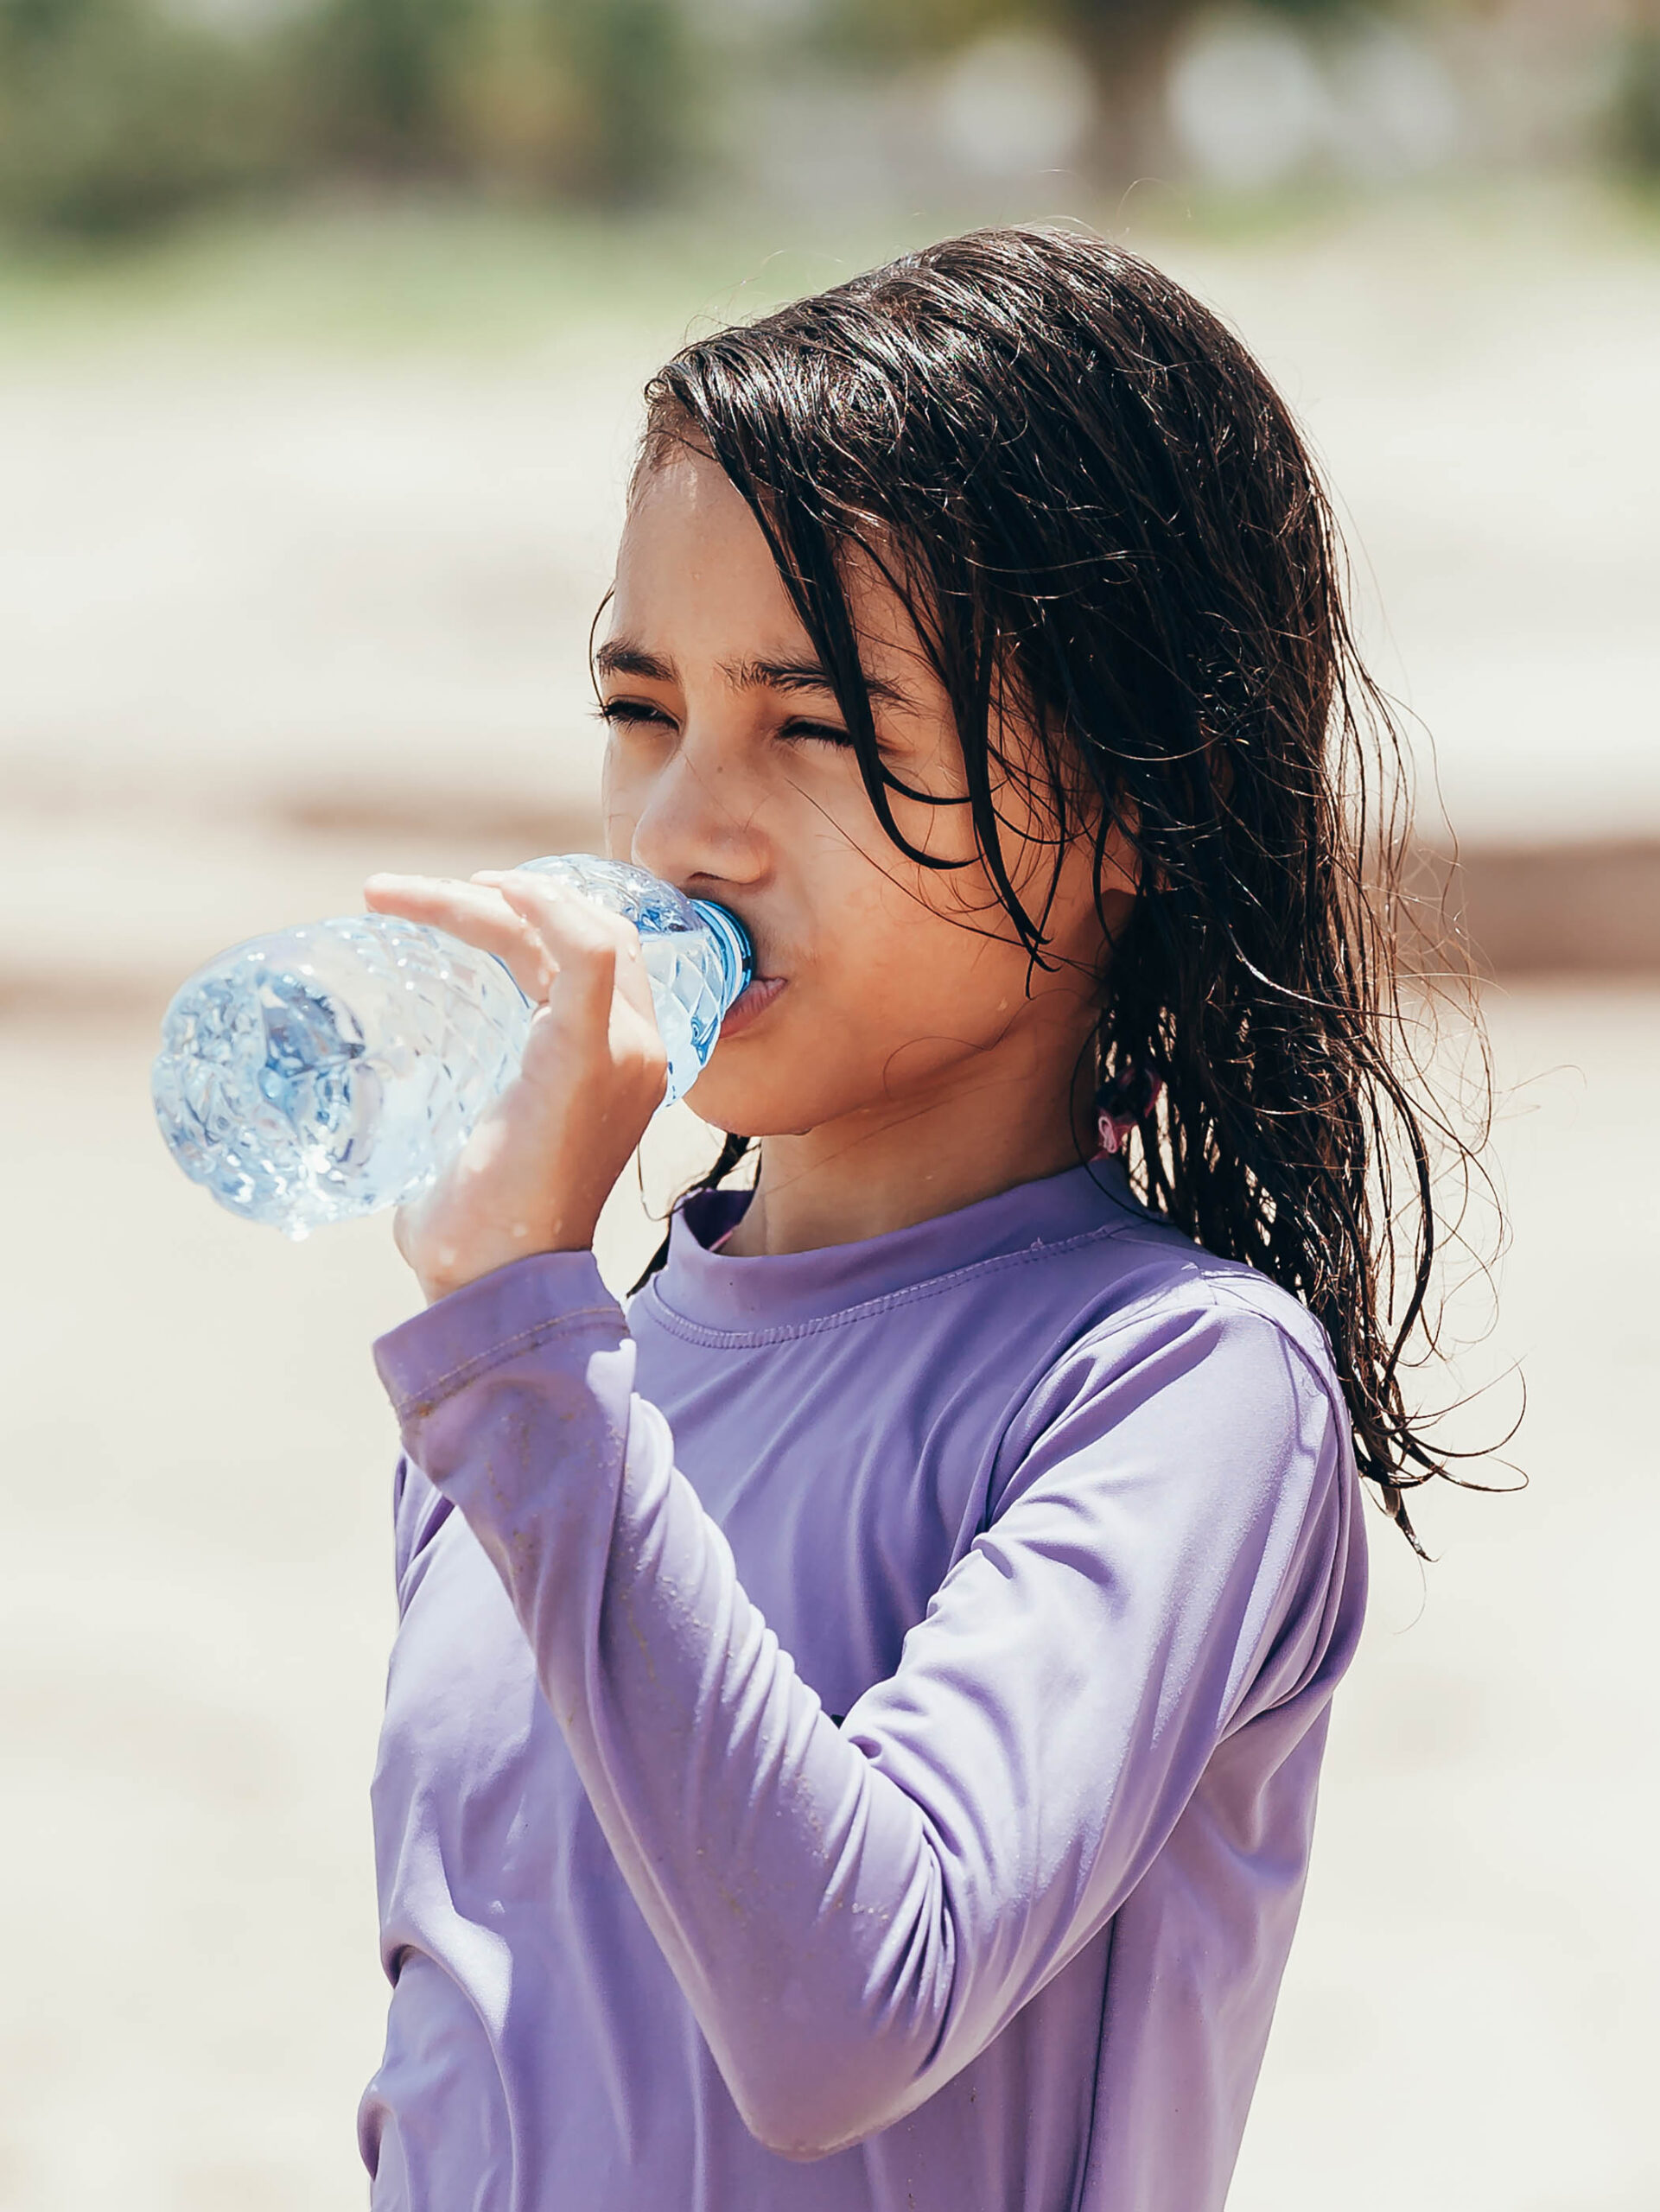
[621,735,768,898]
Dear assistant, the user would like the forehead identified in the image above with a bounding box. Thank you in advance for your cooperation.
[611,448,931,683]
[618,450,785,582]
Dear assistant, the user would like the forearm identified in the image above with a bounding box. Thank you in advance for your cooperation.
[376,1252,957,2157]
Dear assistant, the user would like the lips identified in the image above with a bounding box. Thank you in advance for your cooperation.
[718,974,787,1039]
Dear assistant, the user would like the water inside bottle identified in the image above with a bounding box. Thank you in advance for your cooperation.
[153,920,530,1237]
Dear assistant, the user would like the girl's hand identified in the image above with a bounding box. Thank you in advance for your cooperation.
[363,868,669,1304]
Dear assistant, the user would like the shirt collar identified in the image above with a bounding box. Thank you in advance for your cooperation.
[648,1155,1145,1335]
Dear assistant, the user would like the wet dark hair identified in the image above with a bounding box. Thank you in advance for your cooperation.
[627,225,1494,1548]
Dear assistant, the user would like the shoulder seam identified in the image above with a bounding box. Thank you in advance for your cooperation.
[995,1262,1336,1377]
[983,1271,1349,1517]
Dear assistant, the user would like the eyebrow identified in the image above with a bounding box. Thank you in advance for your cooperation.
[593,640,675,684]
[593,637,912,711]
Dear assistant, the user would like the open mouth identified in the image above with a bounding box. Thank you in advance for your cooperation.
[718,975,787,1039]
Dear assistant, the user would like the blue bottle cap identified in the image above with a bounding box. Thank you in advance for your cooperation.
[690,899,754,1012]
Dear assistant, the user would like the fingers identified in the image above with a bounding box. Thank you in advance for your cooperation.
[493,871,657,1026]
[363,869,656,1029]
[369,868,670,1300]
[364,874,553,1001]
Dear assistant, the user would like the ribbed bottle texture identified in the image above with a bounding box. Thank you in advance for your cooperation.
[150,856,751,1238]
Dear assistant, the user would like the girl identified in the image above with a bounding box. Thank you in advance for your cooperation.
[359,226,1477,2212]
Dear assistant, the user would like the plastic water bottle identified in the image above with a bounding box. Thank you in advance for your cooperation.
[150,855,753,1240]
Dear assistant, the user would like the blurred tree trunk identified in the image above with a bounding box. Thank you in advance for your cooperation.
[1613,0,1660,171]
[1058,0,1209,181]
[815,0,1213,182]
[298,0,475,169]
[558,0,692,203]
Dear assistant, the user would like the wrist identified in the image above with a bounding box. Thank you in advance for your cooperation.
[417,1241,594,1306]
[398,1212,600,1307]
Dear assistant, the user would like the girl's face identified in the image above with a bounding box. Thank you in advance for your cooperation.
[600,447,1123,1143]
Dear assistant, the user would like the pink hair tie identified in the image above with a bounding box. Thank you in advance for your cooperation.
[1094,1067,1163,1157]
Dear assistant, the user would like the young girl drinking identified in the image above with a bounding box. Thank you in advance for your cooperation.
[359,226,1474,2211]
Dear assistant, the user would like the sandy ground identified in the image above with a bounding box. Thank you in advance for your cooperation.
[1,984,1655,2211]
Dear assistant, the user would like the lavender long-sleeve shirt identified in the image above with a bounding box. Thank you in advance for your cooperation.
[360,1156,1367,2211]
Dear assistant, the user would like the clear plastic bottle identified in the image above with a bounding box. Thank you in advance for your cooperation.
[150,855,753,1239]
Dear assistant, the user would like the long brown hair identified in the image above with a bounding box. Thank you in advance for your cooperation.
[629,225,1496,1548]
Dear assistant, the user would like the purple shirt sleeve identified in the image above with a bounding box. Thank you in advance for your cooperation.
[374,1247,1352,2162]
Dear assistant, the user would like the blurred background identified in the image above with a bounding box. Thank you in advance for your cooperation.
[3,1,1657,2206]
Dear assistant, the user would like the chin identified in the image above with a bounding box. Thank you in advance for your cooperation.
[684,1057,845,1142]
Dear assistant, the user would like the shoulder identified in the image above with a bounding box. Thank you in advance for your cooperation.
[944,1169,1343,1417]
[998,1227,1352,1515]
[1094,1253,1367,1713]
[981,1232,1364,1723]
[1070,1211,1341,1401]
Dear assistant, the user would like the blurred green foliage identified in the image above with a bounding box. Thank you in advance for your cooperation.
[1612,18,1660,173]
[0,0,710,228]
[290,0,691,197]
[0,0,284,231]
[297,0,480,170]
[0,0,1650,238]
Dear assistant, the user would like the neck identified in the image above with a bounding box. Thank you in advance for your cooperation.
[720,1030,1098,1260]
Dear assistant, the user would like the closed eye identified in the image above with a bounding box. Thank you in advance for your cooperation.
[596,698,860,752]
[595,697,676,730]
[779,718,855,749]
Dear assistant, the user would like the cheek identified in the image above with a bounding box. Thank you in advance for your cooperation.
[602,809,637,866]
[691,882,1038,1134]
[600,741,645,861]
[820,867,1021,1036]
[600,756,626,852]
